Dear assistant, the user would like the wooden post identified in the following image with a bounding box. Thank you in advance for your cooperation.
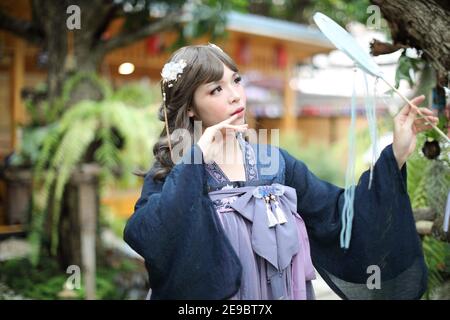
[9,38,25,150]
[79,177,97,300]
[68,164,101,300]
[282,52,296,135]
[329,116,337,145]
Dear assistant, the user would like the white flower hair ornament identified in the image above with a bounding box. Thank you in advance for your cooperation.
[160,59,187,161]
[161,59,187,89]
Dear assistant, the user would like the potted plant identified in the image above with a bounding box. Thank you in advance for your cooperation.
[1,81,56,227]
[3,72,161,267]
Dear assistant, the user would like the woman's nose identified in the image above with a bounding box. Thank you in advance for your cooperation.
[229,87,240,104]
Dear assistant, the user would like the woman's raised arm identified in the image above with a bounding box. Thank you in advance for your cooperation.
[280,144,427,299]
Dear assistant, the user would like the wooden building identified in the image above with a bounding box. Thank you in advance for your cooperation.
[0,4,335,227]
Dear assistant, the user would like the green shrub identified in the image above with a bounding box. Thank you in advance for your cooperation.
[0,254,138,300]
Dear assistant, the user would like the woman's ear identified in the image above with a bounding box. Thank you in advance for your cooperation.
[187,108,195,118]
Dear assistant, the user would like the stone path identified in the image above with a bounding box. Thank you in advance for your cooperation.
[311,271,341,300]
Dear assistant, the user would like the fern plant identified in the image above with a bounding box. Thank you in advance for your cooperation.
[407,135,430,209]
[28,74,162,264]
[406,133,450,299]
[422,236,450,299]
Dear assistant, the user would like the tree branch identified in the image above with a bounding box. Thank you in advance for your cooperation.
[30,0,45,35]
[96,10,184,55]
[0,9,43,44]
[370,39,406,56]
[93,3,121,43]
[370,0,450,85]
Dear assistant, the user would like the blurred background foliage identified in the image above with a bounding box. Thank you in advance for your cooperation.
[280,113,394,188]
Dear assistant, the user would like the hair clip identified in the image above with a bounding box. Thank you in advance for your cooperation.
[160,59,187,161]
[161,59,187,88]
[208,42,224,52]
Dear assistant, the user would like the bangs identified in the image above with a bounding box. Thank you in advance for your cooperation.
[194,46,239,85]
[163,44,240,105]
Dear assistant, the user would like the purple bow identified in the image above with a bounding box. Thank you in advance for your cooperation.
[209,184,302,271]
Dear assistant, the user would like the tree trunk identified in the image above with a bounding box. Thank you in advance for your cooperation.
[33,1,109,273]
[33,0,68,105]
[371,0,450,86]
[55,3,110,272]
[32,0,109,108]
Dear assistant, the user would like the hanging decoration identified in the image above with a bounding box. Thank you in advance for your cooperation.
[236,38,250,65]
[422,138,441,160]
[313,13,448,142]
[275,44,288,69]
[146,35,162,55]
[101,30,111,41]
[422,86,449,159]
[313,12,450,250]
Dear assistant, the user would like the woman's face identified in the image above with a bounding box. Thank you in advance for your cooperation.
[191,64,246,128]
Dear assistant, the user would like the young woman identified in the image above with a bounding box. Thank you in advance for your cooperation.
[124,44,436,300]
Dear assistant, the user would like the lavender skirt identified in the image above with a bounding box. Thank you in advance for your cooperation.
[145,183,316,300]
[209,184,316,300]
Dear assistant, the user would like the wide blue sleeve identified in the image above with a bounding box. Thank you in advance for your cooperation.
[280,144,428,299]
[123,144,241,299]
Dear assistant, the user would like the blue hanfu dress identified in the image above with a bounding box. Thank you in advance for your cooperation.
[124,134,427,300]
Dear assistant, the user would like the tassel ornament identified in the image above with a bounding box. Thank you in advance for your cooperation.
[265,196,278,227]
[272,195,287,224]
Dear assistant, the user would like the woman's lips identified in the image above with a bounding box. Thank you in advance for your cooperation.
[231,107,245,116]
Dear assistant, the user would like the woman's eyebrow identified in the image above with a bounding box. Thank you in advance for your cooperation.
[207,72,239,87]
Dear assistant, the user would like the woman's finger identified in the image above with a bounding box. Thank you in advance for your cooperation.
[203,123,247,144]
[405,104,418,127]
[409,95,426,108]
[218,113,242,126]
[217,123,248,130]
[221,124,248,132]
[418,107,434,116]
[397,95,426,117]
[416,108,437,123]
[221,123,248,129]
[414,116,438,123]
[210,115,246,133]
[414,116,438,126]
[414,123,434,132]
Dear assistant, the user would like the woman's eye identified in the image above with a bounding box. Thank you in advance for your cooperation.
[234,76,242,84]
[211,86,222,95]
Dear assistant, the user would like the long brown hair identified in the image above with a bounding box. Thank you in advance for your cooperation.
[144,44,239,182]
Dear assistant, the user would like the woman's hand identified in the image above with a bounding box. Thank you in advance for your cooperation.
[197,113,248,164]
[393,95,439,169]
